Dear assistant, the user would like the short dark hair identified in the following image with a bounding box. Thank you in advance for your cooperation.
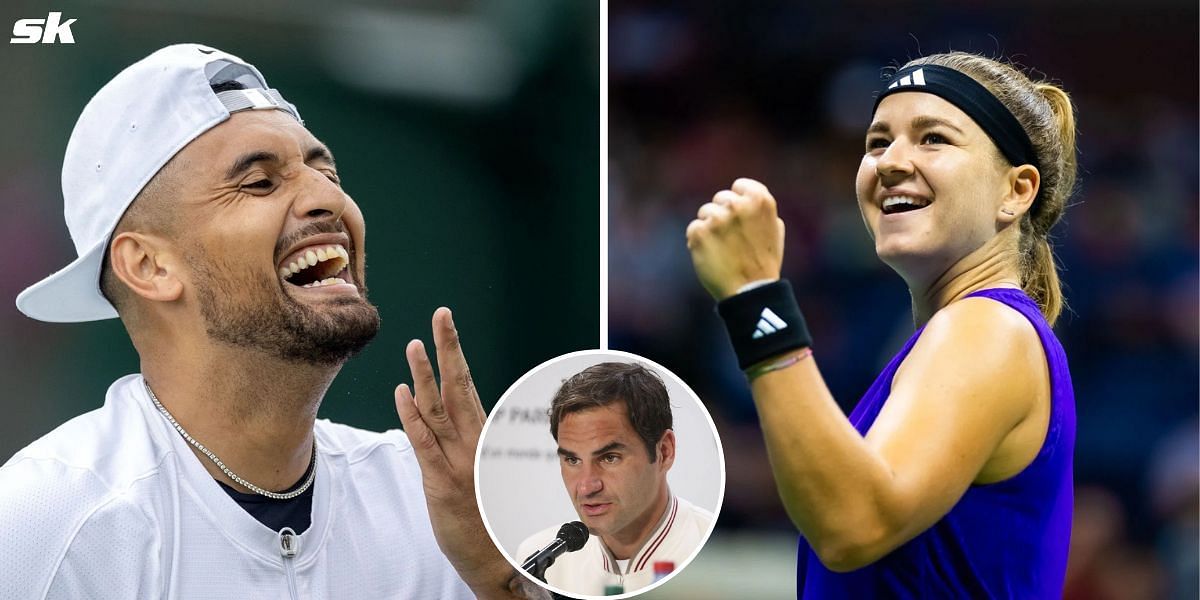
[209,79,246,93]
[548,362,673,462]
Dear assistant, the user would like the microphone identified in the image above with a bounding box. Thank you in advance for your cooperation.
[521,521,589,582]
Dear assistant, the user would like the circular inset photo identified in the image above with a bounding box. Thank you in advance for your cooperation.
[475,350,725,599]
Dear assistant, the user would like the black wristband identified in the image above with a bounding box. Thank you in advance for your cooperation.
[716,279,812,370]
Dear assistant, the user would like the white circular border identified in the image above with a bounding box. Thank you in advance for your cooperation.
[474,349,727,600]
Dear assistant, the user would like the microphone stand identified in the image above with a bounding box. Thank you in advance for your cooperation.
[521,521,588,590]
[526,553,555,583]
[522,539,566,583]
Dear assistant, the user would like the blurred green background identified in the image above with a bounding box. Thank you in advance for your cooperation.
[0,1,599,458]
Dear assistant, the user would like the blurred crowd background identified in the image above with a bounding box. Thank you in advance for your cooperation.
[0,2,598,456]
[609,1,1198,598]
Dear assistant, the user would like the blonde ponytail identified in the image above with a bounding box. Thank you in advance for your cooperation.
[904,53,1079,325]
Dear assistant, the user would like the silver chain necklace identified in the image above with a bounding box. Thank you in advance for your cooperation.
[143,380,317,500]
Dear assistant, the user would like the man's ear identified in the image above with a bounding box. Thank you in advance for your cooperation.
[998,164,1040,226]
[109,232,184,304]
[657,429,676,471]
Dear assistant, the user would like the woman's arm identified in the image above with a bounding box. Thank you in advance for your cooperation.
[687,178,1050,571]
[749,299,1048,571]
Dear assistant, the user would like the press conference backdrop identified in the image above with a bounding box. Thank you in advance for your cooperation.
[477,351,725,560]
[0,1,599,460]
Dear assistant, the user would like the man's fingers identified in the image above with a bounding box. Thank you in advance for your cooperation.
[394,384,450,470]
[406,338,458,441]
[431,307,486,428]
[396,384,451,477]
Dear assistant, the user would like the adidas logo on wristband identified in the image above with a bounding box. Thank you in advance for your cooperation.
[752,308,789,339]
[717,280,812,369]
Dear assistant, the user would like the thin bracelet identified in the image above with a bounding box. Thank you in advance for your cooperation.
[745,347,813,381]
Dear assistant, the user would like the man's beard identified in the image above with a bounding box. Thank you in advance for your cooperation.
[191,250,381,366]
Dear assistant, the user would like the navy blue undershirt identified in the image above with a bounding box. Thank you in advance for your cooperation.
[217,473,314,533]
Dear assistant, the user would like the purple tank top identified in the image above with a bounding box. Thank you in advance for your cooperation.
[797,288,1076,598]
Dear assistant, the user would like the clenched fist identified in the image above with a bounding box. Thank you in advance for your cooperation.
[686,178,786,300]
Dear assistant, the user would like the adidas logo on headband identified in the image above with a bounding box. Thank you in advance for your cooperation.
[887,68,927,89]
[872,63,1042,202]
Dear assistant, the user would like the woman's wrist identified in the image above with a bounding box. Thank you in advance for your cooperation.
[745,347,814,381]
[716,279,812,370]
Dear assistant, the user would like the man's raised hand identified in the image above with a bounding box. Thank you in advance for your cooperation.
[395,308,546,599]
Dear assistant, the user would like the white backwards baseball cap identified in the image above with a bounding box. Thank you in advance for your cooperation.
[16,43,303,322]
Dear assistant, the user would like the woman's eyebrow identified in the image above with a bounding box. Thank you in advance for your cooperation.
[867,116,968,137]
[911,116,965,134]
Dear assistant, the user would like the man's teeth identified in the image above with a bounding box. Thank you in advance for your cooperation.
[302,278,348,288]
[279,244,350,280]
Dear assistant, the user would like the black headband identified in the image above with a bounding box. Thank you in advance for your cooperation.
[872,64,1041,203]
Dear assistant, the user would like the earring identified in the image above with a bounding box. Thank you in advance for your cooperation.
[1001,208,1015,216]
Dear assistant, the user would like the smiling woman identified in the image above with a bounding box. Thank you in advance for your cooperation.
[685,52,1079,598]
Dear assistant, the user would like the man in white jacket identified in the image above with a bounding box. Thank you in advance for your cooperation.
[2,44,544,600]
[517,362,713,596]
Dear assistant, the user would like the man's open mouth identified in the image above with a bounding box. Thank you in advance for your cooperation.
[278,244,351,288]
[881,195,932,215]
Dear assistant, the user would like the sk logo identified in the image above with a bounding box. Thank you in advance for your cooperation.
[10,12,77,44]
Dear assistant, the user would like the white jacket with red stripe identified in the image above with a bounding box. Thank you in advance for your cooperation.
[516,495,714,596]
